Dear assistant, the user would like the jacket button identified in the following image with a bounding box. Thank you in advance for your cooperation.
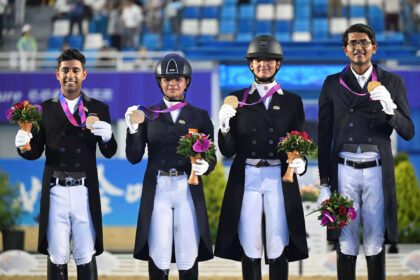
[59,147,66,152]
[161,160,166,164]
[74,163,80,168]
[369,123,374,128]
[269,140,274,144]
[368,137,372,142]
[60,163,66,167]
[251,152,256,156]
[349,137,353,142]
[252,128,257,132]
[252,140,257,144]
[349,123,354,127]
[76,148,81,154]
[349,108,354,113]
[269,128,274,132]
[269,153,274,156]
[372,110,377,113]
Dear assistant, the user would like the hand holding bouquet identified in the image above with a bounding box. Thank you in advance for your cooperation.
[177,128,216,185]
[309,191,357,230]
[6,100,42,151]
[277,131,316,182]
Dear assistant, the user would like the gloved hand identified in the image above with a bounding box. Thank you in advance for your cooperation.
[91,121,112,142]
[317,184,332,207]
[15,129,32,148]
[370,85,397,115]
[125,105,140,134]
[219,104,236,134]
[288,157,305,174]
[191,158,210,176]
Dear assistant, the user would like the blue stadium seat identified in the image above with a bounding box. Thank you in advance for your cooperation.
[274,20,292,33]
[182,6,201,18]
[313,0,328,17]
[162,21,172,34]
[312,18,329,40]
[236,32,253,42]
[220,6,237,19]
[202,6,219,18]
[66,35,84,50]
[239,5,255,19]
[255,20,273,34]
[295,5,311,19]
[142,33,160,50]
[162,34,178,50]
[349,5,366,17]
[275,32,291,42]
[48,36,65,50]
[238,19,254,33]
[368,6,385,32]
[294,19,310,32]
[254,0,273,3]
[220,19,236,35]
[179,35,197,49]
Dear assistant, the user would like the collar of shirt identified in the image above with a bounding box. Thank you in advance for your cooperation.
[350,64,372,88]
[249,81,283,96]
[65,96,81,115]
[163,98,181,122]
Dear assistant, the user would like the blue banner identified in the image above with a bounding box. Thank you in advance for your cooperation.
[0,72,212,122]
[0,159,147,226]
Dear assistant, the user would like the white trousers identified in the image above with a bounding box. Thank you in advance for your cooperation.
[148,174,200,270]
[338,163,385,256]
[47,185,96,265]
[238,165,289,259]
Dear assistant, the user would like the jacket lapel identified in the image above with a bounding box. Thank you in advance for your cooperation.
[245,89,273,126]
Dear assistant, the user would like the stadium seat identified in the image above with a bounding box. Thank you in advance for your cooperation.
[48,36,65,50]
[183,6,201,18]
[200,19,219,35]
[181,19,200,35]
[256,4,275,20]
[276,4,294,20]
[66,35,84,50]
[202,6,219,18]
[220,5,237,19]
[142,33,160,50]
[255,20,273,34]
[83,33,104,50]
[239,5,255,19]
[274,20,292,33]
[330,17,348,35]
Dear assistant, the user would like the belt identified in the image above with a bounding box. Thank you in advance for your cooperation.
[158,169,185,177]
[246,159,281,168]
[339,157,381,169]
[51,177,86,187]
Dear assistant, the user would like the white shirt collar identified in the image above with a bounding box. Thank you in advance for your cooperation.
[163,98,181,108]
[249,81,283,95]
[65,95,81,114]
[350,64,373,83]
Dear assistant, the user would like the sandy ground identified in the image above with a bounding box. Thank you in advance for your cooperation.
[0,276,419,280]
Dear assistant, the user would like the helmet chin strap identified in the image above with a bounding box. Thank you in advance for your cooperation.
[162,92,186,102]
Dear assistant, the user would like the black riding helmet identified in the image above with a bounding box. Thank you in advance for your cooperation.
[155,53,192,86]
[246,34,283,61]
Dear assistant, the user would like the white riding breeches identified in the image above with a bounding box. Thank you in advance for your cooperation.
[338,162,385,256]
[238,165,289,259]
[47,185,96,265]
[148,174,200,270]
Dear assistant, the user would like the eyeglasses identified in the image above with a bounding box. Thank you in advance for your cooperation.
[346,40,373,49]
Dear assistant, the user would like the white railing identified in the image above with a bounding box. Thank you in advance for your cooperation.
[0,50,185,72]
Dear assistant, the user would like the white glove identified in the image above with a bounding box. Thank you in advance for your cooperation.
[191,158,210,176]
[125,105,140,134]
[370,85,397,115]
[91,120,112,142]
[317,184,332,207]
[288,157,305,174]
[218,104,236,134]
[15,129,32,148]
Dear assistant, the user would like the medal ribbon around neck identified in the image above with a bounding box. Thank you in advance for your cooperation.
[239,83,281,108]
[59,92,86,127]
[339,65,377,96]
[139,101,187,120]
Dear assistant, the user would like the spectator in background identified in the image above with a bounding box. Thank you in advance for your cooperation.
[107,2,123,50]
[121,0,142,49]
[0,0,7,47]
[84,0,107,34]
[144,0,162,33]
[328,0,342,18]
[69,0,85,35]
[384,0,401,31]
[164,0,182,35]
[17,24,37,71]
[14,0,26,27]
[51,0,71,26]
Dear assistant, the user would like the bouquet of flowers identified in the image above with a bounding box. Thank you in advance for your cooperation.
[277,131,316,182]
[6,100,42,151]
[177,128,216,185]
[309,192,357,230]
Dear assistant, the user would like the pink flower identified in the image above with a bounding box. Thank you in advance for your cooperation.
[6,108,15,120]
[290,131,300,135]
[34,104,42,113]
[192,137,211,153]
[320,210,335,226]
[347,207,357,220]
[301,131,309,140]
